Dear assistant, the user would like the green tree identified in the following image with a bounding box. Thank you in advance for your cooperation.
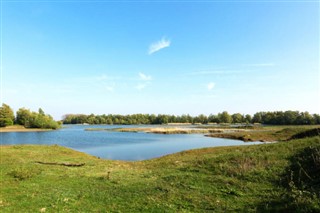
[157,114,169,124]
[0,103,15,127]
[31,112,60,129]
[208,114,218,123]
[16,107,60,129]
[62,114,75,124]
[298,112,315,125]
[244,114,252,124]
[149,114,157,124]
[232,113,243,123]
[87,114,96,124]
[218,111,232,123]
[194,114,208,124]
[284,111,299,125]
[38,108,45,116]
[252,112,263,123]
[16,108,32,127]
[313,114,320,125]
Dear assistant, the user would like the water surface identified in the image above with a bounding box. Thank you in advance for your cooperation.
[1,125,262,161]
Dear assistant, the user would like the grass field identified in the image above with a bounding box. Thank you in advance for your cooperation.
[0,127,319,212]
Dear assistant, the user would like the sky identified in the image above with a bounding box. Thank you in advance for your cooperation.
[1,0,319,119]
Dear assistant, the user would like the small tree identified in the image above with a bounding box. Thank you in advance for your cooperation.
[16,108,32,127]
[244,114,252,124]
[232,113,243,123]
[0,103,15,127]
[38,108,45,116]
[218,111,232,123]
[252,112,263,123]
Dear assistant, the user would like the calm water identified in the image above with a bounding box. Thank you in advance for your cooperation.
[0,125,262,161]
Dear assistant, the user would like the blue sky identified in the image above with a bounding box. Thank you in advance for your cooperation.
[1,1,319,119]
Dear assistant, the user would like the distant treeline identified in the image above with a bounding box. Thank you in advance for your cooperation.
[63,111,320,125]
[0,104,60,129]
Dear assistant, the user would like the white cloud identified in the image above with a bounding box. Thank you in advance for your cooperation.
[139,72,152,81]
[148,37,171,55]
[136,72,152,90]
[207,82,215,90]
[136,83,147,90]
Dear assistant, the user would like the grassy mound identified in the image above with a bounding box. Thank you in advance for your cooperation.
[207,126,320,142]
[1,137,320,212]
[290,128,320,140]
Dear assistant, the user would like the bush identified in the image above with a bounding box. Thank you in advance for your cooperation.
[0,118,14,127]
[16,108,60,129]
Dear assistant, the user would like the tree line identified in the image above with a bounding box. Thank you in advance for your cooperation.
[62,110,320,125]
[0,104,60,129]
[1,103,318,128]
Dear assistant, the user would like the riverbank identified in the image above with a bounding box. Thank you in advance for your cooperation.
[86,125,320,142]
[86,126,241,134]
[1,135,319,212]
[0,125,52,132]
[207,125,320,142]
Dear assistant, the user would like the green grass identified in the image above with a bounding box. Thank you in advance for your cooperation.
[1,133,320,212]
[207,125,320,142]
[88,125,320,141]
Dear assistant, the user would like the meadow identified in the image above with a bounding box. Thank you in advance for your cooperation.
[0,126,319,212]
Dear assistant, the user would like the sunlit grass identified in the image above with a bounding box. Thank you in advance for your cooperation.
[1,128,319,212]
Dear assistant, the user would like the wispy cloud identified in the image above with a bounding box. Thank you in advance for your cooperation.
[135,83,148,90]
[188,70,245,76]
[73,74,120,84]
[207,82,215,91]
[188,63,275,76]
[139,72,152,81]
[148,37,171,55]
[243,63,275,67]
[94,74,109,81]
[105,84,115,92]
[136,72,152,90]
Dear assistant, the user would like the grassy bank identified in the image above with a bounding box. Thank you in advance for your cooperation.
[207,125,320,142]
[87,125,320,142]
[86,127,224,134]
[1,135,319,212]
[0,125,53,132]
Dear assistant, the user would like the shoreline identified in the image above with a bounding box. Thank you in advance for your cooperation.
[0,126,52,132]
[86,127,232,134]
[86,125,320,142]
[87,126,264,141]
[205,133,269,142]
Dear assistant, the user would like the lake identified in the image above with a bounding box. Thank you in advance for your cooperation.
[0,125,262,161]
